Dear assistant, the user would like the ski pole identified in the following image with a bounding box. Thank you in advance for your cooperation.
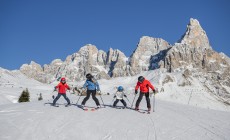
[110,97,115,106]
[125,96,131,106]
[153,93,156,112]
[99,92,105,108]
[131,93,137,108]
[76,93,82,105]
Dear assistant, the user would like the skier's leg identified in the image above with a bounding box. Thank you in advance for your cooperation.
[92,90,100,106]
[53,93,61,105]
[145,92,151,109]
[120,99,127,107]
[135,92,144,109]
[81,90,91,105]
[113,99,119,107]
[62,94,70,104]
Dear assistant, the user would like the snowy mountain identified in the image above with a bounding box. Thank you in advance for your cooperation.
[18,18,230,106]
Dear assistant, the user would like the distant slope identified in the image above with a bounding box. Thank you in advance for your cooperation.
[0,67,53,105]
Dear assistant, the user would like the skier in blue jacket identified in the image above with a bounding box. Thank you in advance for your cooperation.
[81,73,101,108]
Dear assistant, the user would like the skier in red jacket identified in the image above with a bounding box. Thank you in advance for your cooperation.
[135,76,155,111]
[53,77,71,106]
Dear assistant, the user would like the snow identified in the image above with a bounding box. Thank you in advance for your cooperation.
[1,67,230,140]
[0,97,230,140]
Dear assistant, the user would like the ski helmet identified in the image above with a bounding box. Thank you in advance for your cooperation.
[138,76,145,83]
[86,73,93,79]
[61,77,66,82]
[117,86,124,92]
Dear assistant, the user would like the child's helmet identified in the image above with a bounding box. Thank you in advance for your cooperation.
[117,86,124,92]
[61,77,66,83]
[61,77,66,81]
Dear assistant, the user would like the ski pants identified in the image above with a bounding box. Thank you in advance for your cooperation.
[81,90,100,106]
[53,93,70,105]
[113,99,127,107]
[135,92,151,108]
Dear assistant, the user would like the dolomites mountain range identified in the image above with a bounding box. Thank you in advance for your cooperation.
[19,18,230,104]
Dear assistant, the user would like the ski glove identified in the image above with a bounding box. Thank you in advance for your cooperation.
[135,90,138,94]
[124,95,127,97]
[153,89,156,94]
[113,95,116,98]
[54,87,57,91]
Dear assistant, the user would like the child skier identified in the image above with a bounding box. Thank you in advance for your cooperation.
[135,76,155,112]
[113,86,127,109]
[53,77,71,107]
[81,73,101,109]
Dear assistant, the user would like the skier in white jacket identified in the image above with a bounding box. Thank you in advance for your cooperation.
[113,86,127,108]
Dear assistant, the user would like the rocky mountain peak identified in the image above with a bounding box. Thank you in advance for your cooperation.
[78,44,98,55]
[129,36,171,74]
[178,18,211,50]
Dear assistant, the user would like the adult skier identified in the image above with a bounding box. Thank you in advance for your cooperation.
[53,77,71,106]
[113,86,127,109]
[81,73,101,109]
[135,76,155,112]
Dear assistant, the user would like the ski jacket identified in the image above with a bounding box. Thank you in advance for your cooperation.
[115,91,126,100]
[55,83,70,94]
[83,80,100,91]
[135,79,154,93]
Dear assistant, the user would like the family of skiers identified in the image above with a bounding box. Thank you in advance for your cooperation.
[52,73,156,111]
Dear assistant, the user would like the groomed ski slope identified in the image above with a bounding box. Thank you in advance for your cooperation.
[0,95,230,140]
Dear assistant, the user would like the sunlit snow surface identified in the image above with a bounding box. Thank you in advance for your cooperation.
[0,68,230,140]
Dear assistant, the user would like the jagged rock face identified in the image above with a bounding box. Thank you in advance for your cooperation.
[54,44,110,81]
[106,48,129,77]
[20,61,46,83]
[161,18,230,103]
[178,18,211,50]
[162,18,229,72]
[129,36,171,75]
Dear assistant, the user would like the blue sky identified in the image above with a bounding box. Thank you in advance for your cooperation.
[0,0,229,70]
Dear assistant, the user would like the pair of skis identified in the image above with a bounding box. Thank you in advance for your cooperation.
[82,107,99,111]
[130,92,156,114]
[52,104,71,107]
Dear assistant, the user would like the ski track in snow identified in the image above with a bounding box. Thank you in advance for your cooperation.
[0,95,230,140]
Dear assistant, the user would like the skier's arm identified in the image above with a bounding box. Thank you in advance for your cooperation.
[135,82,140,90]
[82,81,88,89]
[148,82,155,91]
[66,84,70,90]
[54,84,60,91]
[148,81,156,93]
[135,82,140,94]
[124,92,127,97]
[96,81,100,91]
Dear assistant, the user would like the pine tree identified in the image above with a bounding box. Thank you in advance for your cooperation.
[38,93,43,101]
[18,88,30,103]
